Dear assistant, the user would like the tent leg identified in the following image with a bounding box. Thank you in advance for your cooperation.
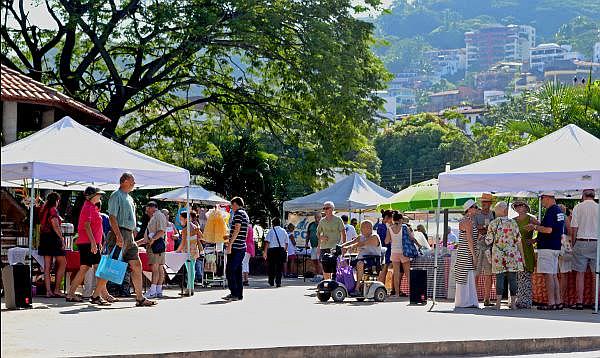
[595,188,600,314]
[430,191,442,311]
[186,185,193,291]
[28,177,35,284]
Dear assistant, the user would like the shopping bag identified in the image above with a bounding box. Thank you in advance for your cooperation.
[96,246,128,284]
[336,258,356,292]
[402,225,419,258]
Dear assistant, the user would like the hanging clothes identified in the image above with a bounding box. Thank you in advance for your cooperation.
[203,208,229,243]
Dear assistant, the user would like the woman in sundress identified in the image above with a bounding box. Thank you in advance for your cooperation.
[454,199,480,308]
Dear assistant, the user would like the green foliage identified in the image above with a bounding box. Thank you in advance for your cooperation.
[471,81,600,160]
[375,0,600,72]
[555,16,600,58]
[375,113,472,190]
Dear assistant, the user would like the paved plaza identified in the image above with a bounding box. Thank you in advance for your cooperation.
[2,278,599,357]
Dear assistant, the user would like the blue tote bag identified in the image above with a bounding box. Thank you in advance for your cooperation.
[401,224,419,258]
[96,246,128,284]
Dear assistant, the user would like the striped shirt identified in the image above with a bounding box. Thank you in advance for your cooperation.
[230,209,249,251]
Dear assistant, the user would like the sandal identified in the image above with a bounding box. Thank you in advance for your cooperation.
[90,296,111,306]
[52,292,66,298]
[66,296,83,303]
[572,303,584,310]
[105,296,119,303]
[136,297,157,307]
[555,303,564,310]
[537,305,552,310]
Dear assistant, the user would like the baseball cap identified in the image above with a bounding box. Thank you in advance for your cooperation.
[463,199,477,212]
[540,191,555,197]
[147,201,158,208]
[84,186,105,198]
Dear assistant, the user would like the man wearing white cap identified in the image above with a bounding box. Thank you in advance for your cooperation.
[527,192,564,310]
[570,189,599,310]
[317,201,346,280]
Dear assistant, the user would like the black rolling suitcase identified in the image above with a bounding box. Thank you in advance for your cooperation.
[409,269,427,305]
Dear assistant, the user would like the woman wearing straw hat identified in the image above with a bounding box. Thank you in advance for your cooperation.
[455,199,480,308]
[513,200,536,309]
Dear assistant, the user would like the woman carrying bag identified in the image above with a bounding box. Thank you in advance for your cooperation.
[66,187,111,305]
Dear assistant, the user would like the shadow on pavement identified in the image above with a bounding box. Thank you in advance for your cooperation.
[430,305,600,324]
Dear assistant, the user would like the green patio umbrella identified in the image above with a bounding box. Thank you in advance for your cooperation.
[378,178,477,212]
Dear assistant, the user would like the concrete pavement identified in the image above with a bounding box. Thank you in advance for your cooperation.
[2,278,599,357]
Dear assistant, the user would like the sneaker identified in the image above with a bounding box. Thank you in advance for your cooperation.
[222,294,233,301]
[146,292,158,299]
[230,297,240,301]
[156,292,163,298]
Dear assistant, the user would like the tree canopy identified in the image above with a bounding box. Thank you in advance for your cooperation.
[1,0,390,143]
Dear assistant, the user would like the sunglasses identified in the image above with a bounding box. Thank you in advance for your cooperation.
[322,207,333,211]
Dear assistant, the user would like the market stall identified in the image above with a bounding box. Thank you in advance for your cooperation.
[283,173,393,278]
[437,124,600,312]
[1,116,192,297]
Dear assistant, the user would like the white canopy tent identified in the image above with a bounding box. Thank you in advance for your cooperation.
[152,186,229,206]
[1,117,189,188]
[434,124,600,312]
[283,173,393,212]
[1,116,192,284]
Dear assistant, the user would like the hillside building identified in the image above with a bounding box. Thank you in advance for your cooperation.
[530,43,585,73]
[425,49,466,77]
[465,25,535,72]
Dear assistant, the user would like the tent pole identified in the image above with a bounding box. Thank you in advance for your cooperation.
[186,185,193,292]
[28,177,35,284]
[595,187,600,314]
[431,191,441,310]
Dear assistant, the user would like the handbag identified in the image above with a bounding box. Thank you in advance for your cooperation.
[560,234,573,258]
[96,246,128,284]
[401,224,419,258]
[151,237,166,253]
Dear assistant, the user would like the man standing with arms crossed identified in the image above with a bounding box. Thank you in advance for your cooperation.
[570,189,599,310]
[317,201,346,280]
[107,172,156,307]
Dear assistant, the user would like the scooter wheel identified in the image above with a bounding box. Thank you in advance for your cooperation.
[317,292,331,302]
[331,287,347,302]
[374,287,386,302]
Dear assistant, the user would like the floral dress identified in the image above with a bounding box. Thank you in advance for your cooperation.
[485,217,524,274]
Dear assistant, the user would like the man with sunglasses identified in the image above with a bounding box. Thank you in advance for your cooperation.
[316,201,346,280]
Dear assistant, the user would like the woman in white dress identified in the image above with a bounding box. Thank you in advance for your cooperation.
[455,199,480,308]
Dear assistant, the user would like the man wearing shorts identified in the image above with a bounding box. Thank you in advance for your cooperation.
[528,192,564,310]
[107,172,156,307]
[139,201,167,298]
[307,213,322,275]
[317,201,346,280]
[570,189,599,310]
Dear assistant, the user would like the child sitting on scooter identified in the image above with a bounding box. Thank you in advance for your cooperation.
[340,220,381,293]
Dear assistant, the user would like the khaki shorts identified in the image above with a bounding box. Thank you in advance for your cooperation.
[476,242,493,275]
[106,228,139,262]
[573,240,598,273]
[537,249,559,274]
[147,251,165,265]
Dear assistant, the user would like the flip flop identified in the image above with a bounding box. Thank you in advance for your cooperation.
[52,292,66,298]
[90,296,111,306]
[136,297,157,307]
[66,296,83,303]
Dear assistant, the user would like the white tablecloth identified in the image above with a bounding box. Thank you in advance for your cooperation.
[7,247,45,270]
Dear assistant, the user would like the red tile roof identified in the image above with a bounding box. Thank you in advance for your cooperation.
[0,65,110,124]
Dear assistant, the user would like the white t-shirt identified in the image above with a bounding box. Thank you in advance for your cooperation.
[571,200,599,239]
[344,224,357,242]
[265,226,288,248]
[414,231,430,250]
[286,231,296,256]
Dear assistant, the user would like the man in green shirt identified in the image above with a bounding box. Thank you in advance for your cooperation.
[317,201,346,280]
[306,213,322,275]
[107,172,156,307]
